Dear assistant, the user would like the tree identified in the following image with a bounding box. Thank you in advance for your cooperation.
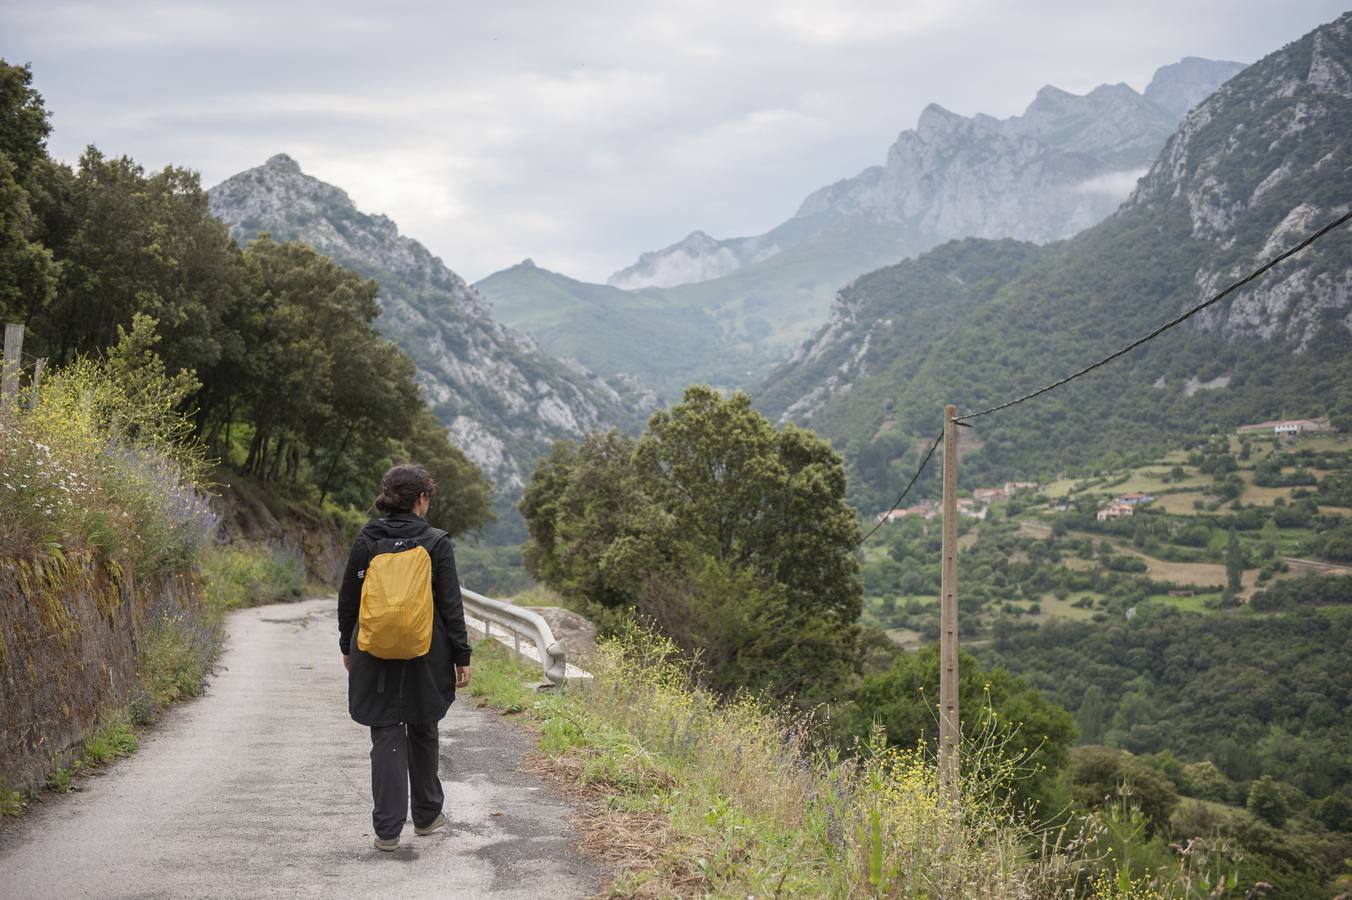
[1180,760,1233,803]
[0,60,58,325]
[843,646,1077,815]
[1070,745,1178,835]
[1077,684,1109,744]
[520,386,864,705]
[1259,517,1282,560]
[1247,774,1289,827]
[1226,528,1244,593]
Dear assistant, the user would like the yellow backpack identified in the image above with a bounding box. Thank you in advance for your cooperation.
[357,536,435,659]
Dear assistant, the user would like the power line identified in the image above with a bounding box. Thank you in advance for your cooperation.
[858,430,943,545]
[953,207,1352,423]
[862,206,1352,544]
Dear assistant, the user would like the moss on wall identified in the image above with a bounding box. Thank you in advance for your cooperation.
[0,552,201,793]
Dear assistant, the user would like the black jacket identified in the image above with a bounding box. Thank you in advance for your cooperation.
[337,513,472,726]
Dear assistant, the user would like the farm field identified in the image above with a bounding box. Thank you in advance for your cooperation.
[863,429,1352,646]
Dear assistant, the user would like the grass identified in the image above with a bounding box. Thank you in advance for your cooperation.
[46,763,79,794]
[137,600,222,710]
[199,540,305,610]
[510,584,565,608]
[466,638,538,712]
[1146,592,1219,613]
[0,784,24,817]
[83,712,140,765]
[1033,593,1100,622]
[469,626,1097,898]
[884,627,924,649]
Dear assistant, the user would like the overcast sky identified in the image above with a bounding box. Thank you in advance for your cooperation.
[2,1,1346,282]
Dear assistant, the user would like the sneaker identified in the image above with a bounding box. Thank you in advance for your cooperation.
[414,813,448,836]
[374,835,400,852]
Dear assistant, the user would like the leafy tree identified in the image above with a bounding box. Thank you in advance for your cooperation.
[32,149,248,376]
[842,646,1077,815]
[1076,684,1109,744]
[1179,759,1234,803]
[0,60,58,325]
[521,387,863,704]
[1248,774,1290,827]
[1070,745,1178,835]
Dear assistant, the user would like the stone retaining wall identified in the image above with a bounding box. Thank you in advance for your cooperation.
[0,552,201,793]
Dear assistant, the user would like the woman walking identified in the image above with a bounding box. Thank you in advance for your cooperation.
[337,463,472,851]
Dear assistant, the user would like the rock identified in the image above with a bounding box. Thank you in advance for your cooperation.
[207,158,652,505]
[607,57,1247,290]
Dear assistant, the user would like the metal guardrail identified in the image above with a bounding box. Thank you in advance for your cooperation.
[461,588,586,688]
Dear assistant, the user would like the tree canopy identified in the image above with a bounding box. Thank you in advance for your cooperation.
[0,58,492,537]
[521,385,863,704]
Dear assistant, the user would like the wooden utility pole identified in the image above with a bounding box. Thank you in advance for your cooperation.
[939,403,960,806]
[1,324,23,411]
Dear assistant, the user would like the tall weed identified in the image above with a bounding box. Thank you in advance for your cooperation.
[1,352,214,572]
[474,627,1076,897]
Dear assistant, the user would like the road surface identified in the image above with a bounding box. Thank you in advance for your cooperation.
[0,598,603,899]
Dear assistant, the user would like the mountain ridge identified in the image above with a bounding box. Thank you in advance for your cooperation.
[752,14,1352,509]
[612,56,1245,290]
[207,157,654,505]
[477,56,1245,398]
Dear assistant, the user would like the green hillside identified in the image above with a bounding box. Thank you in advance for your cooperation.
[474,260,740,397]
[475,221,922,398]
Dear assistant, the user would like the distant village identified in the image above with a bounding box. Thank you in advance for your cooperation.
[873,417,1337,526]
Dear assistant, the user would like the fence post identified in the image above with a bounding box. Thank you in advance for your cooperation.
[28,357,45,410]
[939,404,961,807]
[1,324,22,411]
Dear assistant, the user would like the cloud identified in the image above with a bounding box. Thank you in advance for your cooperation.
[1074,168,1149,198]
[2,0,1347,281]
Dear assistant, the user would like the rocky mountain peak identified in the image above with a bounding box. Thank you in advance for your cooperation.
[1129,11,1352,350]
[607,227,746,289]
[208,157,650,497]
[608,56,1246,293]
[263,153,301,172]
[915,103,967,137]
[1144,56,1247,117]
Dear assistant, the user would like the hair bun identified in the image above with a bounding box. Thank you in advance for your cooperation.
[372,463,437,516]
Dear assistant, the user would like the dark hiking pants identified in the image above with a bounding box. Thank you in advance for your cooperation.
[370,722,443,839]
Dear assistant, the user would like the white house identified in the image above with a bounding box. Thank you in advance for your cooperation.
[1237,418,1334,436]
[1096,502,1135,522]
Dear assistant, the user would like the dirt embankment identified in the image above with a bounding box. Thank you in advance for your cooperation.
[210,474,351,585]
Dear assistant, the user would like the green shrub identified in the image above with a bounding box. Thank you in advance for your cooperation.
[199,541,305,611]
[46,762,78,794]
[0,782,25,817]
[0,328,214,572]
[137,601,222,708]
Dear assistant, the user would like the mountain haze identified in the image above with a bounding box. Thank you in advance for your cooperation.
[208,156,653,499]
[612,57,1245,291]
[477,57,1245,397]
[755,14,1352,509]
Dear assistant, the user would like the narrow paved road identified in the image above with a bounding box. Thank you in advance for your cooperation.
[0,599,603,899]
